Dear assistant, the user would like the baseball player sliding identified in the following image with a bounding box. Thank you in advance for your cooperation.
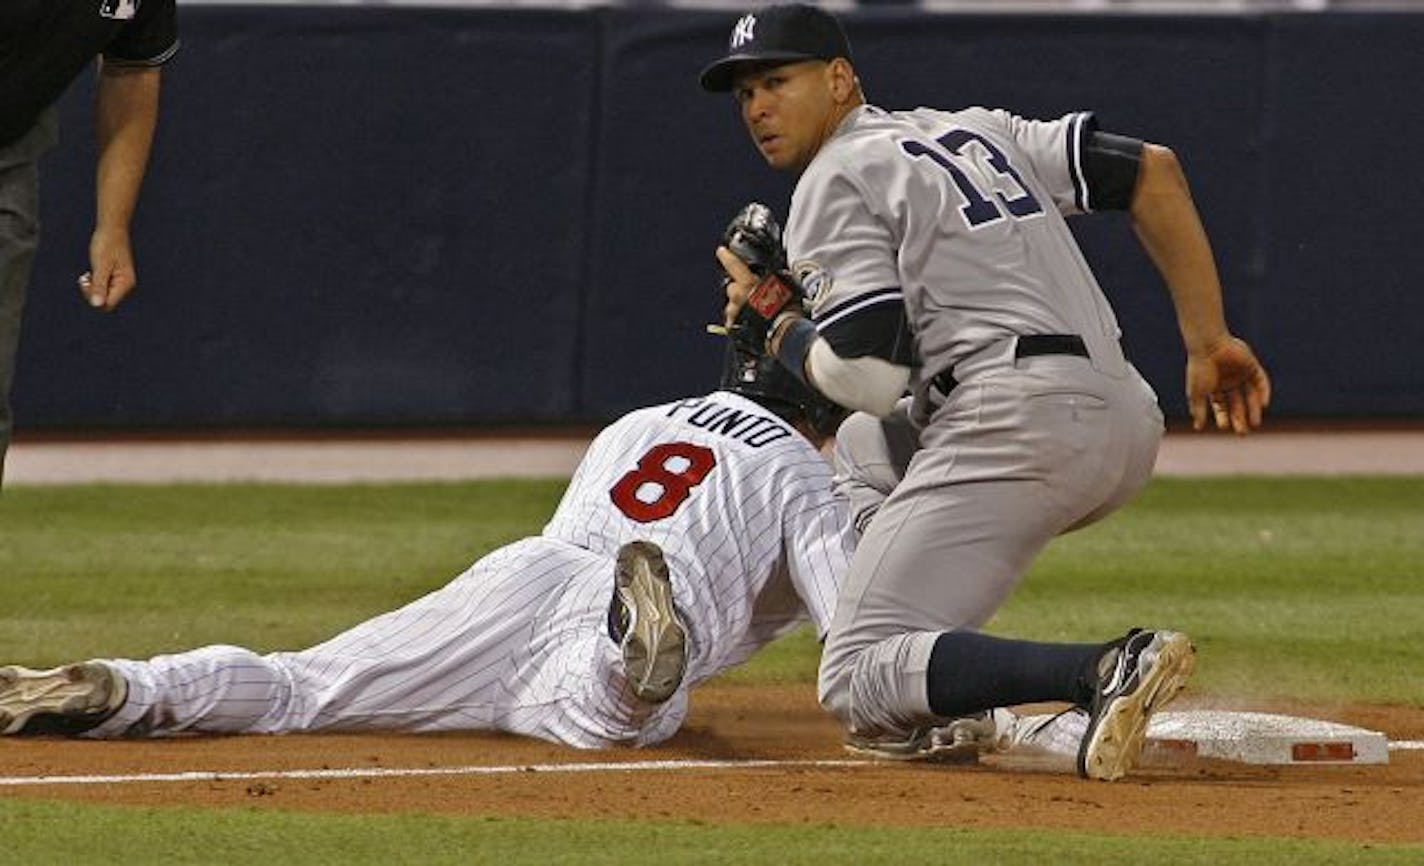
[0,240,854,746]
[702,4,1271,780]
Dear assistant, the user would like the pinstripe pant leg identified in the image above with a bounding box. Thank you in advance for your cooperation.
[88,645,291,737]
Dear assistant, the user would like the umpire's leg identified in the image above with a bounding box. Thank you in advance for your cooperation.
[0,110,58,488]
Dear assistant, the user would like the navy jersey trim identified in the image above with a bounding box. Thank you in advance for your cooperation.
[815,287,902,330]
[1067,112,1093,212]
[813,288,914,364]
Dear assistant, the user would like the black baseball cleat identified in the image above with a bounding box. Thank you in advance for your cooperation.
[0,662,128,736]
[609,541,687,704]
[1077,629,1196,781]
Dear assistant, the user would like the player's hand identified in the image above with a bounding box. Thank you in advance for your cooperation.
[81,226,138,311]
[716,244,758,328]
[1186,336,1271,434]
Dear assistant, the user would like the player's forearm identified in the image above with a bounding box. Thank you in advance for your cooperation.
[806,341,908,417]
[94,63,161,234]
[769,314,907,416]
[1129,143,1232,355]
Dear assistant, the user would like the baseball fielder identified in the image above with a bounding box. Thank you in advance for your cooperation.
[0,308,854,747]
[701,3,1271,780]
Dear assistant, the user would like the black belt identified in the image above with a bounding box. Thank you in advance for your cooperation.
[932,334,1089,395]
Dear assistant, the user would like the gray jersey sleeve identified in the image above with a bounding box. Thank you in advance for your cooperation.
[786,160,912,364]
[1000,109,1096,215]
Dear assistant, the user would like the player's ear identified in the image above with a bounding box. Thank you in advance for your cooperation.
[826,58,858,103]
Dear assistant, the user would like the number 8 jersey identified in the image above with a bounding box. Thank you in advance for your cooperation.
[542,390,854,683]
[787,105,1128,390]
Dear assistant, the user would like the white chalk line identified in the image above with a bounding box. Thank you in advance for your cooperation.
[0,758,869,788]
[2,743,1420,789]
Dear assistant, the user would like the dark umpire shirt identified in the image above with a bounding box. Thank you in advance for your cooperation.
[0,0,179,149]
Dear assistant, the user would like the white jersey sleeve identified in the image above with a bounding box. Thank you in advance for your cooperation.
[781,475,852,639]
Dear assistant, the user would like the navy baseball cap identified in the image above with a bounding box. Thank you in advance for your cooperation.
[699,3,853,93]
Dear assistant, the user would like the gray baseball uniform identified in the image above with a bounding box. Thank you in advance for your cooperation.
[793,105,1165,738]
[84,390,853,747]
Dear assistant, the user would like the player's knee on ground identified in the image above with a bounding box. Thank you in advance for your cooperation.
[821,631,940,736]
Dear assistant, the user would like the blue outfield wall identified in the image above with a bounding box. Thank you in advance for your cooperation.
[16,8,1424,430]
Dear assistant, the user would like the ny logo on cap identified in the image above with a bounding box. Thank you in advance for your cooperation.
[100,0,139,19]
[730,14,757,50]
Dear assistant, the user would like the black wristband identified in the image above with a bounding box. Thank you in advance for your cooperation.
[774,318,819,386]
[1083,131,1143,211]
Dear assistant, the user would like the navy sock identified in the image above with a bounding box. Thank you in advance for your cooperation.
[926,630,1105,717]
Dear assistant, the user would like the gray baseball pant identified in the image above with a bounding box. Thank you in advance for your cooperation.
[818,347,1164,737]
[0,109,59,487]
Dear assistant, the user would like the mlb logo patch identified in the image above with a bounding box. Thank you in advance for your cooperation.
[794,260,833,313]
[100,0,139,20]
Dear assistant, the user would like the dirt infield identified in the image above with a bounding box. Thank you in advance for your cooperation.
[4,685,1421,844]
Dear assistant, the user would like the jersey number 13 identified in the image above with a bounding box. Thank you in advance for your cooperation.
[901,129,1043,230]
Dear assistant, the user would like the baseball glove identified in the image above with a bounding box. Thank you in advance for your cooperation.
[721,202,802,345]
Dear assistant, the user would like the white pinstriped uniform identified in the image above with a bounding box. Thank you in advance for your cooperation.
[86,391,853,748]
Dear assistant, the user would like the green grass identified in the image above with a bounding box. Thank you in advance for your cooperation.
[4,477,1416,703]
[0,799,1418,865]
[0,482,566,661]
[1,477,1422,863]
[996,478,1424,704]
[695,477,1424,698]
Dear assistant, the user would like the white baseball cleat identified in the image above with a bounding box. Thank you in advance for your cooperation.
[0,662,127,736]
[1077,629,1196,781]
[1005,707,1091,759]
[611,541,687,705]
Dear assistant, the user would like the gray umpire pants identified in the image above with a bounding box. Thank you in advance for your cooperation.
[818,340,1164,737]
[0,108,59,487]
